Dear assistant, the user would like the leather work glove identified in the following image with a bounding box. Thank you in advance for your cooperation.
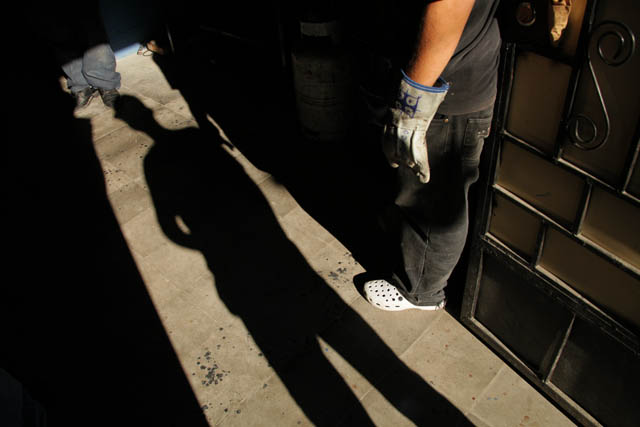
[382,71,449,183]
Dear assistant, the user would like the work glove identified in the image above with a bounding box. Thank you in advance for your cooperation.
[382,70,449,183]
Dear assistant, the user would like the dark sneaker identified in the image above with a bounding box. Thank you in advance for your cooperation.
[74,87,98,110]
[99,88,120,109]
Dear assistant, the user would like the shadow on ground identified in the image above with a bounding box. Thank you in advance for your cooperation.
[148,26,475,315]
[114,92,473,425]
[1,26,208,427]
[1,6,476,426]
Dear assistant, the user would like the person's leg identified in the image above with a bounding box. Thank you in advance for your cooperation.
[366,107,492,309]
[62,56,98,109]
[81,43,121,91]
[62,56,90,94]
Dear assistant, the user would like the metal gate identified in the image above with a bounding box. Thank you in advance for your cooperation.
[461,1,640,425]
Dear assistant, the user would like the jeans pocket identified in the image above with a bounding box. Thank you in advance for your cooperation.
[462,116,492,166]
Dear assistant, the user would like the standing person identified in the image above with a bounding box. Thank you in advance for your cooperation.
[364,0,501,311]
[44,1,121,110]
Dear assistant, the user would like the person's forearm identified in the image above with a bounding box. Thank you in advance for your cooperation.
[405,0,475,87]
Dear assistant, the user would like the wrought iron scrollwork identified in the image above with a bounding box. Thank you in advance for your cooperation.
[594,21,636,66]
[567,21,636,151]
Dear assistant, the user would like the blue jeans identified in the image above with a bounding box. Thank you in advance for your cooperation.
[62,43,121,94]
[389,107,493,305]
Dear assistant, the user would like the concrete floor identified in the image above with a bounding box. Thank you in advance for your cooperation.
[72,51,577,426]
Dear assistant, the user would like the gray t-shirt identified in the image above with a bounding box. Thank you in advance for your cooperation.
[438,0,501,114]
[385,0,501,115]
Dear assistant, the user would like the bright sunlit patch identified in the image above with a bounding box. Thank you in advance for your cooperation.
[115,43,143,60]
[175,215,192,235]
[206,114,233,144]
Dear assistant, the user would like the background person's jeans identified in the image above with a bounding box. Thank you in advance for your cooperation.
[389,106,493,305]
[63,43,121,94]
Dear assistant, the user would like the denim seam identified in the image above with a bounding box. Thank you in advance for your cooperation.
[413,226,431,298]
[441,119,452,154]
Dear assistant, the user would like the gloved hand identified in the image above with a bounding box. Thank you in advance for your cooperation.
[382,70,449,183]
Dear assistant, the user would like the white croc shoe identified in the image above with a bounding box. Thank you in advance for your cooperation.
[364,280,445,312]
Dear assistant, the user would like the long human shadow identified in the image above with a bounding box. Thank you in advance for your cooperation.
[148,46,474,320]
[1,26,208,427]
[147,34,478,317]
[115,95,472,425]
[149,33,399,279]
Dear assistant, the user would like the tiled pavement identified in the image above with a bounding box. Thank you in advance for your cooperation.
[72,51,577,426]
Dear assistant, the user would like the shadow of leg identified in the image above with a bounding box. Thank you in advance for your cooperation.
[320,309,474,426]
